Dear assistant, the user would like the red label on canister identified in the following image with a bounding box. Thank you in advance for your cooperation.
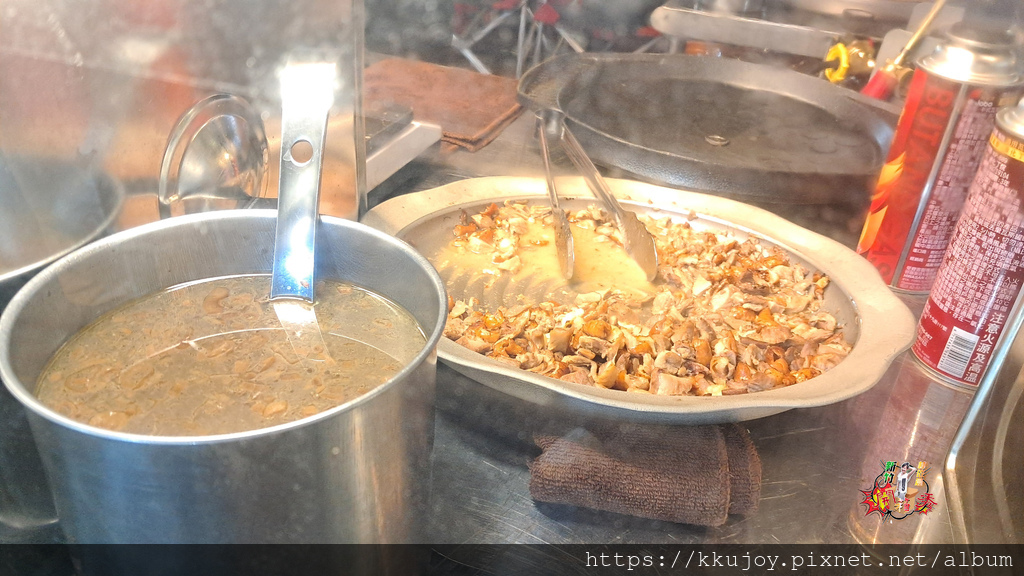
[857,69,1010,292]
[913,127,1024,386]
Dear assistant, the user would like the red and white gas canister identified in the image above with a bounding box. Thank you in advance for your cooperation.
[913,95,1024,388]
[857,25,1024,293]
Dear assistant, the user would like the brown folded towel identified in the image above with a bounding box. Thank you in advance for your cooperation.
[529,423,760,526]
[363,58,523,152]
[723,423,762,516]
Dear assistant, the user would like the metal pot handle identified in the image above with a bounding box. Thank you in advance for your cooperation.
[0,385,59,540]
[158,94,269,219]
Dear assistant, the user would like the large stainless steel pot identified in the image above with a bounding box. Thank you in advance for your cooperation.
[0,158,124,291]
[0,209,446,543]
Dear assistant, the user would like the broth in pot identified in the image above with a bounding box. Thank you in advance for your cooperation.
[35,274,425,436]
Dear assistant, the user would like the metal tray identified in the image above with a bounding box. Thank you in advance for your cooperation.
[363,176,915,423]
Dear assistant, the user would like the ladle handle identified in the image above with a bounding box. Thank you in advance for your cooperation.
[271,60,337,302]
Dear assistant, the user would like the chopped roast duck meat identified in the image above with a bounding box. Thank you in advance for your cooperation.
[443,201,852,397]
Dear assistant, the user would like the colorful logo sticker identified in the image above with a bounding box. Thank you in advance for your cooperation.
[860,460,937,520]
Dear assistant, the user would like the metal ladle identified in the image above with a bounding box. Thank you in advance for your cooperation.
[539,110,659,282]
[270,57,338,359]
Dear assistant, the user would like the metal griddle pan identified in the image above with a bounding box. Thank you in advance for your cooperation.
[518,53,900,203]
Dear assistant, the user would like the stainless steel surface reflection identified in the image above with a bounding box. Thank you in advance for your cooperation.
[0,210,446,543]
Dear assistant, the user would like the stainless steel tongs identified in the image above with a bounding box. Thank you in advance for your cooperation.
[537,109,659,282]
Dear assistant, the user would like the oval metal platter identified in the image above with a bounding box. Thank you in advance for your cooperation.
[363,176,915,424]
